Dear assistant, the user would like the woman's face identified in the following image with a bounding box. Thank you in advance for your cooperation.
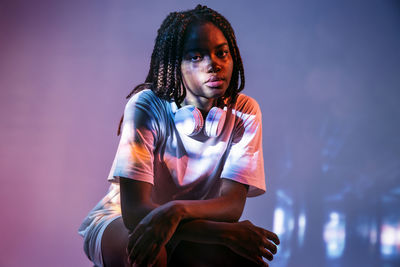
[181,22,233,110]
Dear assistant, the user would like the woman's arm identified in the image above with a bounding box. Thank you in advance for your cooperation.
[175,178,248,222]
[120,177,247,231]
[170,219,279,266]
[119,178,159,230]
[120,177,247,265]
[120,177,279,266]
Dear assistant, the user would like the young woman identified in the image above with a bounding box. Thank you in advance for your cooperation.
[79,5,279,267]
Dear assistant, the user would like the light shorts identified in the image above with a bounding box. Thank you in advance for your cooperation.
[78,184,122,267]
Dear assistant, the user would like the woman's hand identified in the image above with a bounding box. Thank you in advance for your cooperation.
[224,220,280,267]
[126,201,184,266]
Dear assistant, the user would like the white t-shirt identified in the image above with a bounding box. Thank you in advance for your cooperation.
[107,89,265,205]
[79,89,266,246]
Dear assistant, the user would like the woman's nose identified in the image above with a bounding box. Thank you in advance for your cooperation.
[206,56,221,72]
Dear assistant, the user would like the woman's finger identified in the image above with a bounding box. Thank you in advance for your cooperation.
[263,238,278,255]
[147,243,160,266]
[263,229,280,245]
[135,235,157,266]
[129,232,147,265]
[261,247,274,261]
[255,256,268,267]
[127,224,145,252]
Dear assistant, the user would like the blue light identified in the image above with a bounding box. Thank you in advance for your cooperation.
[323,212,346,259]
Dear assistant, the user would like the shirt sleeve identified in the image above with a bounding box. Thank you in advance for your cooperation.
[221,95,266,197]
[108,90,159,184]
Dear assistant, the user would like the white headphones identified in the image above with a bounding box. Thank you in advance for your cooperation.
[174,105,226,137]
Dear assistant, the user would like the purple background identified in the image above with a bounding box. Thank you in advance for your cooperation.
[1,0,399,266]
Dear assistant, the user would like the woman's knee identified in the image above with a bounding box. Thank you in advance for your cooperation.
[101,217,168,267]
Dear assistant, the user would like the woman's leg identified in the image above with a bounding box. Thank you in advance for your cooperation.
[101,217,130,267]
[168,241,260,267]
[101,217,167,267]
[102,217,259,267]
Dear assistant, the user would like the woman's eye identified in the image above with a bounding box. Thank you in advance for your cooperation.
[191,55,202,62]
[216,50,229,58]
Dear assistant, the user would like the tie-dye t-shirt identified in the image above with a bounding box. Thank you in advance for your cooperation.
[106,89,265,204]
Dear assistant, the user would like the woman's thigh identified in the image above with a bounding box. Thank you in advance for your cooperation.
[101,217,130,267]
[101,217,168,267]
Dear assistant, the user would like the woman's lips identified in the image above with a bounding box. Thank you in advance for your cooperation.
[205,80,224,87]
[205,76,225,88]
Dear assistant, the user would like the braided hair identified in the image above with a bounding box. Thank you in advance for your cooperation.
[118,5,245,135]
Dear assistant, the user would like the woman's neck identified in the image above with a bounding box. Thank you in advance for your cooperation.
[182,95,215,113]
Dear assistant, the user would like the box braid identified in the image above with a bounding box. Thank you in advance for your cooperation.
[118,5,245,135]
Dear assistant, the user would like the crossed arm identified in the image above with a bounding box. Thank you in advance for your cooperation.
[120,177,279,266]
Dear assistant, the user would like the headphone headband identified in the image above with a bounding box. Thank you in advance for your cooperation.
[174,105,226,137]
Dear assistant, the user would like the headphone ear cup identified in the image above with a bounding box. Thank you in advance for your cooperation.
[204,107,226,137]
[174,105,204,136]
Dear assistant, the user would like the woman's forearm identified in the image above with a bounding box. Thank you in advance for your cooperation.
[170,219,280,265]
[170,219,232,246]
[173,179,248,223]
[175,197,242,223]
[121,177,248,233]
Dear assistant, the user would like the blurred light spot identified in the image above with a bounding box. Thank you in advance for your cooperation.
[370,227,377,245]
[273,208,285,235]
[323,212,346,259]
[357,220,370,238]
[397,225,400,246]
[288,217,295,232]
[391,186,400,195]
[380,223,400,257]
[321,163,329,173]
[298,212,306,246]
[276,190,292,206]
[382,195,395,203]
